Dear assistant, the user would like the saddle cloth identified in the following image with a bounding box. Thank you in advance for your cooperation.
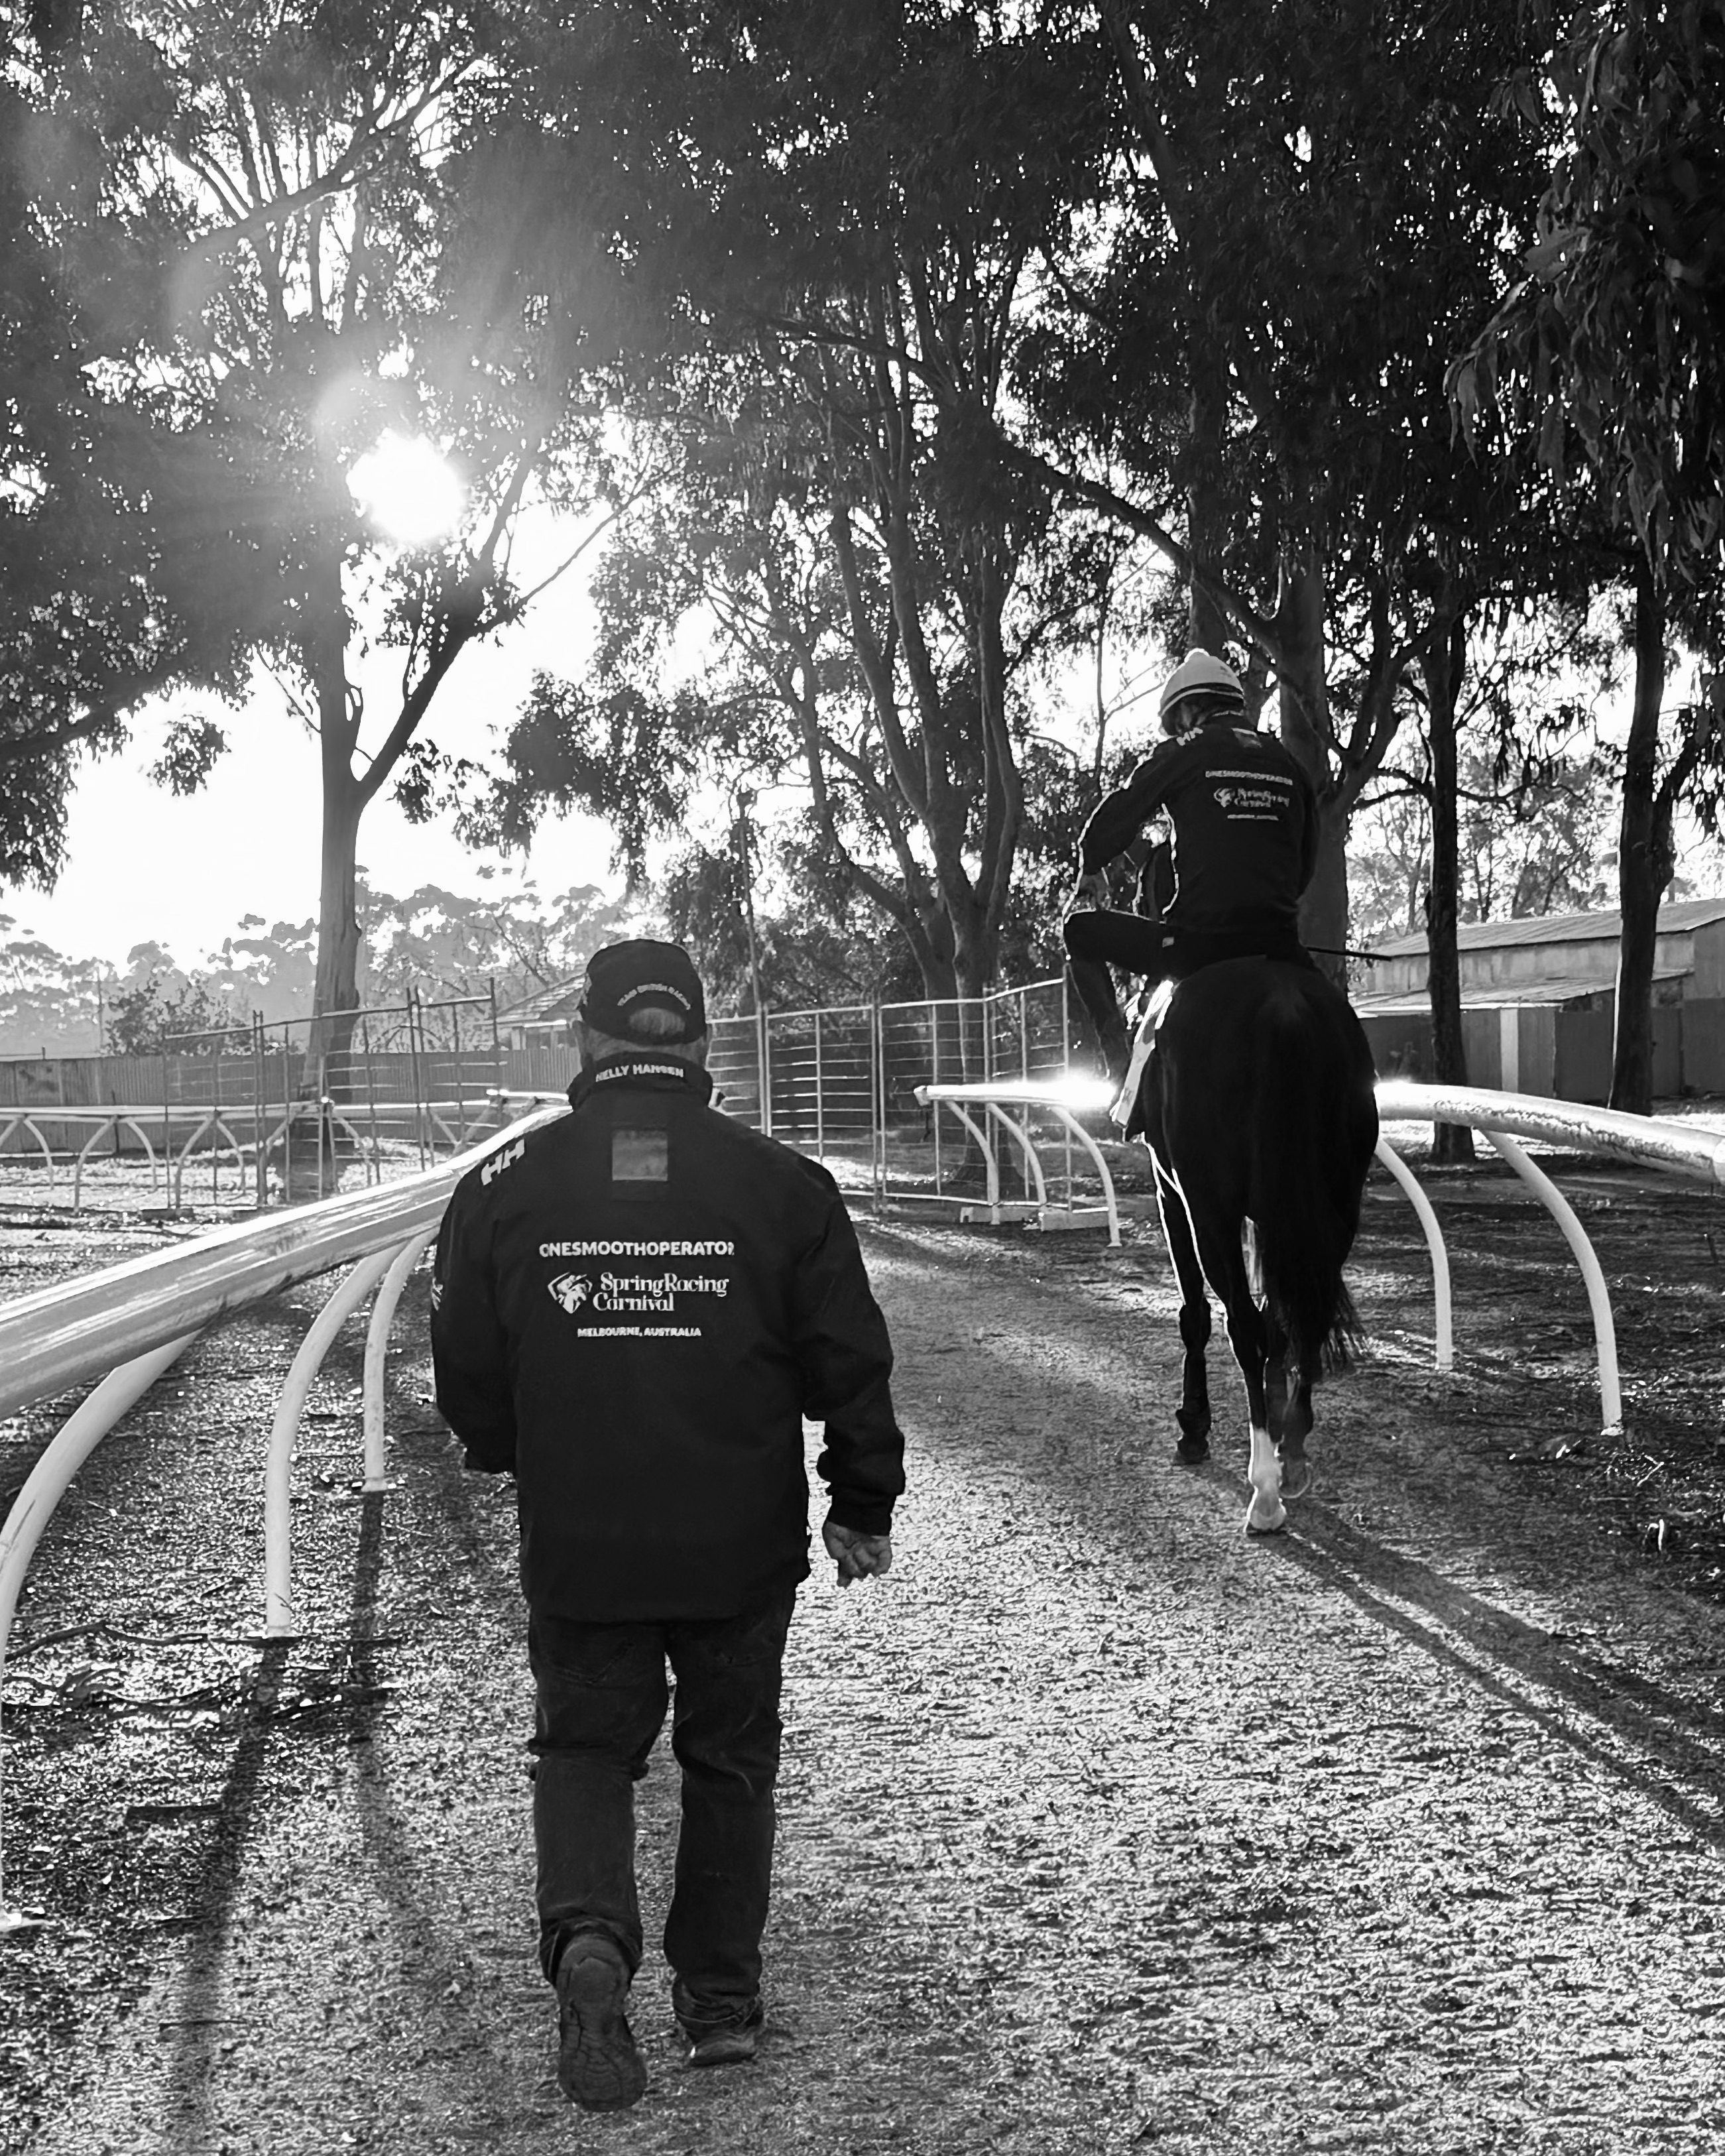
[1110,979,1176,1134]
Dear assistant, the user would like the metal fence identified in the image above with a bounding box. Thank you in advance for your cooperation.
[1,976,1108,1221]
[0,988,512,1211]
[706,977,1106,1220]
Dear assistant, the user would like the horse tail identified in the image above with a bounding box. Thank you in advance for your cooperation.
[1250,984,1377,1374]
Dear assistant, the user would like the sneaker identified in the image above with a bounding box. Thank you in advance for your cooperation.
[555,1935,647,2111]
[682,1998,764,2069]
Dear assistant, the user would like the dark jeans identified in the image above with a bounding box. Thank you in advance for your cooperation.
[1063,908,1313,1051]
[528,1589,796,2025]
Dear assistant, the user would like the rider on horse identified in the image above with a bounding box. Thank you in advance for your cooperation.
[1063,647,1320,1084]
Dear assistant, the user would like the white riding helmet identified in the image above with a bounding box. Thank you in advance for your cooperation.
[1158,648,1247,735]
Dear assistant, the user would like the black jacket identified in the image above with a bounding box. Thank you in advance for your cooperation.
[1079,721,1319,931]
[430,1052,906,1622]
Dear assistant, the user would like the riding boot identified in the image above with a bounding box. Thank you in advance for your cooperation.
[1099,1014,1131,1088]
[1065,958,1131,1085]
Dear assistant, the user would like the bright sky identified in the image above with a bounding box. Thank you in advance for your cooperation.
[0,672,621,979]
[1,637,619,970]
[1,497,623,971]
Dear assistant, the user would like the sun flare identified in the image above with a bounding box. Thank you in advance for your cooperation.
[347,432,465,547]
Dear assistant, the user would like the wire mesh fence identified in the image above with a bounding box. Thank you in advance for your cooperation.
[706,977,1110,1221]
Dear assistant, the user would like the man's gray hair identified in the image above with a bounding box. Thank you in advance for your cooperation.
[577,1008,709,1067]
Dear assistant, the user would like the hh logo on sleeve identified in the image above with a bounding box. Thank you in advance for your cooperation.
[481,1138,526,1186]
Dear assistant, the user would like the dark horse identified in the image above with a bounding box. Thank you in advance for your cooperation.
[1136,958,1379,1534]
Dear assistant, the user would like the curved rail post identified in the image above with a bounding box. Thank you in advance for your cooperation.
[0,1329,202,1931]
[361,1229,436,1491]
[0,1115,54,1204]
[72,1116,162,1210]
[170,1109,220,1209]
[1372,1136,1453,1370]
[984,1104,1048,1211]
[1044,1104,1121,1246]
[1485,1130,1622,1434]
[264,1248,398,1637]
[940,1101,1004,1219]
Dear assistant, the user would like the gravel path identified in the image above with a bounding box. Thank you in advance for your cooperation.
[5,1209,1725,2153]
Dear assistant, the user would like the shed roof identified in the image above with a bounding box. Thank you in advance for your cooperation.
[1366,894,1725,962]
[1352,965,1687,1019]
[495,975,584,1027]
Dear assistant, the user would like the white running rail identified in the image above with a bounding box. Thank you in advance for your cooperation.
[913,1077,1122,1242]
[916,1073,1725,1443]
[0,1103,564,1930]
[1374,1082,1725,1436]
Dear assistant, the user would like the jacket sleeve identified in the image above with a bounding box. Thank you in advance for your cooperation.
[429,1175,517,1473]
[1078,744,1179,874]
[792,1194,906,1535]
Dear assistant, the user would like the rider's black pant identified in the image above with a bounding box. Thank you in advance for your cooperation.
[1063,909,1315,1059]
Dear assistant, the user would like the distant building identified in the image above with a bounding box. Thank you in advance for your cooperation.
[1355,896,1725,1100]
[494,976,585,1050]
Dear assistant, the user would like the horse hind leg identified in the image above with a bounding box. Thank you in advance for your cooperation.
[1192,1212,1283,1536]
[1265,1311,1316,1500]
[1155,1168,1213,1463]
[1278,1356,1320,1499]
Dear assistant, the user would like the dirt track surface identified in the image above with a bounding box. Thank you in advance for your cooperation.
[5,1161,1725,2154]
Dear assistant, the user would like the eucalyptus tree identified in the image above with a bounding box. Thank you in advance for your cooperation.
[461,5,1116,1000]
[434,0,1561,1014]
[1,13,294,883]
[3,1,636,1063]
[1452,0,1725,1110]
[475,312,1118,1001]
[1001,0,1567,977]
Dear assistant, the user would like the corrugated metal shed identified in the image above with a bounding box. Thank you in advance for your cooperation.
[1351,967,1688,1019]
[1366,894,1725,962]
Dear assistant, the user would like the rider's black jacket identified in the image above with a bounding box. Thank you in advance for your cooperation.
[1079,721,1319,931]
[430,1053,906,1622]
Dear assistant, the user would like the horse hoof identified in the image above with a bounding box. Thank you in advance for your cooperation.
[1245,1516,1287,1537]
[1174,1437,1211,1466]
[1279,1459,1315,1500]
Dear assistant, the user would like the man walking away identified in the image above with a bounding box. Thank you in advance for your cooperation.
[430,938,905,2110]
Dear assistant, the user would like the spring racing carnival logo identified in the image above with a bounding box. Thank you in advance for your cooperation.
[546,1264,731,1324]
[547,1272,592,1314]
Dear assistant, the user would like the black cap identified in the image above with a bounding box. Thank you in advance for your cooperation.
[577,938,707,1044]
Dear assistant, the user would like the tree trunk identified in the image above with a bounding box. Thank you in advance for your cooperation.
[1609,563,1669,1116]
[1423,601,1473,1165]
[310,762,364,1082]
[1187,365,1228,650]
[1276,552,1348,975]
[304,534,362,1085]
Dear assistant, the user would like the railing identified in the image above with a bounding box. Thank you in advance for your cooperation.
[1362,1083,1721,1437]
[915,1076,1122,1242]
[914,1073,1725,1445]
[0,1103,562,1929]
